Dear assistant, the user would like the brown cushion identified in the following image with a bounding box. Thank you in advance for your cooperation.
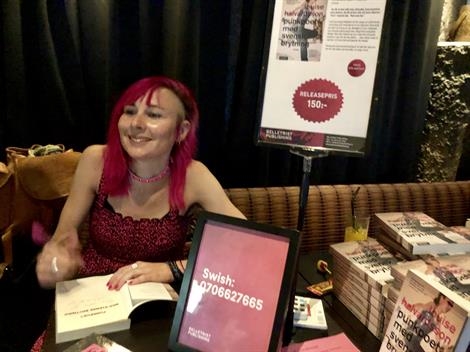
[16,151,81,200]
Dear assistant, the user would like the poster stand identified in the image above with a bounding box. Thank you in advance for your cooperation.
[255,0,389,346]
[283,147,329,346]
[290,148,329,231]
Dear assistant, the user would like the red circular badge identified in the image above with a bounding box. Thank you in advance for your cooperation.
[292,79,343,123]
[348,59,366,77]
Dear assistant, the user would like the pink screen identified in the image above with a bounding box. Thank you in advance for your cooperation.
[177,221,290,351]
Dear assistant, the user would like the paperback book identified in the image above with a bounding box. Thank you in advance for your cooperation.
[374,212,470,255]
[333,269,386,312]
[380,269,470,352]
[55,274,177,343]
[386,285,400,304]
[63,333,132,352]
[329,238,400,292]
[281,333,359,352]
[390,254,470,299]
[334,287,384,328]
[335,292,384,338]
[333,258,387,303]
[375,230,419,261]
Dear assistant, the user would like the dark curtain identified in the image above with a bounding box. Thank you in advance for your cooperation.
[0,0,444,189]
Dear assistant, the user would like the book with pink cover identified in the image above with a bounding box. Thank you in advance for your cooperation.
[281,332,359,352]
[63,333,132,352]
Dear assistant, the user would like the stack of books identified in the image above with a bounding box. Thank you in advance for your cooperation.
[380,269,470,352]
[374,211,470,256]
[384,253,470,336]
[329,238,402,338]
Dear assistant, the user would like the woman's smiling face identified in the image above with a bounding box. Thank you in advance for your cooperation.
[118,87,188,161]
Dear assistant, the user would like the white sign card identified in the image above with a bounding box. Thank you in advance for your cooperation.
[257,0,387,155]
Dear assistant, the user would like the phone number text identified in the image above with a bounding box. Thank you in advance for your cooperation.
[194,279,263,311]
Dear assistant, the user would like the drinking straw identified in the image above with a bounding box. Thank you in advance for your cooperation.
[351,186,361,230]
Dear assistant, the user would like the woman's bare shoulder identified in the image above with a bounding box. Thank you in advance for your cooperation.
[185,160,223,194]
[187,159,209,174]
[82,144,105,157]
[80,145,105,166]
[74,145,105,185]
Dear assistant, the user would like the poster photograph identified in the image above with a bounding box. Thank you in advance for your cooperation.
[257,0,387,155]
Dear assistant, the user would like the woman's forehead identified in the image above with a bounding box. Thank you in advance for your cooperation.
[136,88,184,112]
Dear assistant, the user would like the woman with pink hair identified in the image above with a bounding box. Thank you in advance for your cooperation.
[35,76,245,290]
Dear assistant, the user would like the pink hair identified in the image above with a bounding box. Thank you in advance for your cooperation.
[102,76,199,212]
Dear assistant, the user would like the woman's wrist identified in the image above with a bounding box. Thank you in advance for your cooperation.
[167,260,184,283]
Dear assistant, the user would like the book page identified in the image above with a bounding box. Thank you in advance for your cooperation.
[128,282,175,307]
[56,274,133,334]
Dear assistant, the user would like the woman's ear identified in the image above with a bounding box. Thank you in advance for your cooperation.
[177,120,191,143]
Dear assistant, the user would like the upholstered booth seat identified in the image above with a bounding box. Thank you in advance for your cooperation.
[224,181,470,253]
[1,147,469,274]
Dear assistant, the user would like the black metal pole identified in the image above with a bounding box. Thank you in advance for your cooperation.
[283,149,328,347]
[298,156,312,230]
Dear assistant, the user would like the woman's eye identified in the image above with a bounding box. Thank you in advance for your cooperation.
[146,110,162,118]
[123,105,138,115]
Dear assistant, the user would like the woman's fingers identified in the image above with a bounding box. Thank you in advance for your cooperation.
[107,262,142,290]
[36,239,83,288]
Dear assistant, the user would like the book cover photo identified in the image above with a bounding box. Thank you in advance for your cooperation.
[329,238,400,292]
[381,269,470,352]
[375,212,470,255]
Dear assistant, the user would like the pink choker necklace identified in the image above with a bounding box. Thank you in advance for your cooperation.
[129,165,170,183]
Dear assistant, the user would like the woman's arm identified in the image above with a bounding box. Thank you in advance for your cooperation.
[107,160,246,290]
[184,160,246,219]
[36,145,104,288]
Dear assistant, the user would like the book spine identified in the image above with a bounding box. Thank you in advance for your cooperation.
[386,285,400,304]
[333,267,386,305]
[335,293,384,339]
[375,230,417,260]
[331,249,394,292]
[334,282,385,324]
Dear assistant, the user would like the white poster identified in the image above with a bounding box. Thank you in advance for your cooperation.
[257,0,387,154]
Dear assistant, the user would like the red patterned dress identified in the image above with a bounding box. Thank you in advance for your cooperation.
[31,182,192,352]
[79,185,191,276]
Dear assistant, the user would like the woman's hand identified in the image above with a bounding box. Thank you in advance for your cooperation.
[106,262,173,291]
[36,232,83,288]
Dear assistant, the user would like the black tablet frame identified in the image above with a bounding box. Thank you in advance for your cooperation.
[168,211,300,352]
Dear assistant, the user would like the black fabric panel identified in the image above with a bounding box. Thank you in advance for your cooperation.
[0,0,447,187]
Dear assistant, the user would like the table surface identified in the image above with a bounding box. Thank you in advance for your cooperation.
[43,252,382,352]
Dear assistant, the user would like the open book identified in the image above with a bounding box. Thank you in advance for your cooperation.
[55,274,177,344]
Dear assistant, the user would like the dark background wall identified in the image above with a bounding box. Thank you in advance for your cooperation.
[1,0,465,189]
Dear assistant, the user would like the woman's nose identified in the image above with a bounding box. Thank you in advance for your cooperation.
[131,112,146,129]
